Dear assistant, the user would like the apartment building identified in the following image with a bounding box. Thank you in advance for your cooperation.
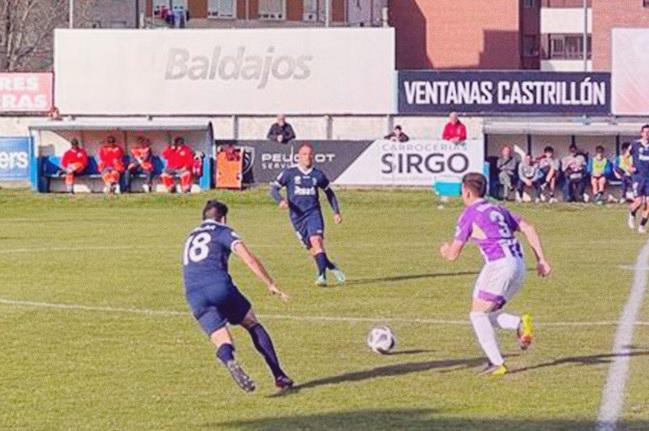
[143,0,387,28]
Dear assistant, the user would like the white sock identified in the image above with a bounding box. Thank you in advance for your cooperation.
[489,312,521,331]
[470,312,504,366]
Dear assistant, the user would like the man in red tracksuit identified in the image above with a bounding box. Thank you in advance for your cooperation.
[125,136,155,193]
[442,111,467,144]
[98,136,125,194]
[161,137,194,193]
[61,138,88,194]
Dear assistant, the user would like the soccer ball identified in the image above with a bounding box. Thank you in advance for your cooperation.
[367,326,396,354]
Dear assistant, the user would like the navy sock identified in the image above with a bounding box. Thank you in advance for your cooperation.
[248,324,285,379]
[314,253,328,276]
[632,209,638,217]
[641,217,648,227]
[216,343,235,365]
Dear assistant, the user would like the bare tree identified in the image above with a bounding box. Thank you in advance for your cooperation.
[0,0,93,72]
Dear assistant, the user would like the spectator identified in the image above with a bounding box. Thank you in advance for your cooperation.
[496,145,519,200]
[98,136,125,194]
[125,136,155,193]
[267,114,296,144]
[442,111,467,144]
[161,137,195,193]
[60,138,88,194]
[614,142,634,203]
[588,145,613,204]
[516,154,540,203]
[536,146,560,203]
[384,125,410,142]
[562,144,588,202]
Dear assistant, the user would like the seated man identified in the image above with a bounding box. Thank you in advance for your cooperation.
[496,145,519,200]
[125,136,154,193]
[561,144,588,202]
[614,142,634,203]
[516,154,540,203]
[384,125,410,142]
[161,137,195,193]
[61,138,88,194]
[588,145,612,204]
[98,136,125,194]
[536,146,560,203]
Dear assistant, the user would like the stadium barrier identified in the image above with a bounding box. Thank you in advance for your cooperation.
[217,138,485,188]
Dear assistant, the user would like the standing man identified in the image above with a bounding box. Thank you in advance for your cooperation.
[440,173,551,376]
[628,125,649,233]
[183,200,293,393]
[270,143,345,287]
[442,112,467,144]
[125,136,155,193]
[60,138,88,194]
[267,114,296,144]
[98,135,125,194]
[161,137,195,193]
[496,145,519,201]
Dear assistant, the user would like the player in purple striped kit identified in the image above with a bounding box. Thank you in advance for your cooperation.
[440,173,551,376]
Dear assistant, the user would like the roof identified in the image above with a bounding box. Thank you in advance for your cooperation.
[28,118,213,132]
[484,120,646,136]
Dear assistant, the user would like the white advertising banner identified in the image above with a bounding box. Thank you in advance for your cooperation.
[334,139,484,186]
[612,28,649,116]
[54,28,395,115]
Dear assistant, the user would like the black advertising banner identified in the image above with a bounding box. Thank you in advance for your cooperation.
[398,70,611,114]
[216,140,372,184]
[217,138,484,186]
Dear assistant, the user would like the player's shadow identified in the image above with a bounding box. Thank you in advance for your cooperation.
[510,348,649,374]
[210,408,649,431]
[346,271,479,286]
[385,349,437,356]
[273,355,501,396]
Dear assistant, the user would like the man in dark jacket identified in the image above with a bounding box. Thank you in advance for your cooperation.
[267,115,296,144]
[384,125,410,142]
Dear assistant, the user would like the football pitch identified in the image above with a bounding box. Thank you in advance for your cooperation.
[2,188,649,431]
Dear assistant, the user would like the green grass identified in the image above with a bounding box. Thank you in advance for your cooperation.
[1,188,648,431]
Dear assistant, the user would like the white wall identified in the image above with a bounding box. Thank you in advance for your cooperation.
[540,7,591,34]
[541,60,592,71]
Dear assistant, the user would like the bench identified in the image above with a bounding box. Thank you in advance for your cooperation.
[39,155,209,192]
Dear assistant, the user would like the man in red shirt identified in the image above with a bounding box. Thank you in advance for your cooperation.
[125,136,155,193]
[61,138,88,194]
[98,135,125,194]
[161,137,195,193]
[442,112,467,144]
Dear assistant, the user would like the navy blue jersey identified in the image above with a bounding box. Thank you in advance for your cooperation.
[631,140,649,178]
[273,167,331,218]
[182,220,242,291]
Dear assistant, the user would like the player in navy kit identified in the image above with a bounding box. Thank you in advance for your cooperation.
[270,143,345,286]
[628,125,649,233]
[183,200,293,393]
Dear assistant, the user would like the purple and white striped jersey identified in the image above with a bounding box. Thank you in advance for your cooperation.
[454,199,524,262]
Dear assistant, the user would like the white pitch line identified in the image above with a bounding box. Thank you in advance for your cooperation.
[0,297,648,327]
[596,239,649,431]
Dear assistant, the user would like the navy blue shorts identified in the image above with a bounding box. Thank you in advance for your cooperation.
[185,284,252,336]
[632,175,649,198]
[291,211,324,249]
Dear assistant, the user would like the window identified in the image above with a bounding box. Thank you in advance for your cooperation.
[524,0,534,7]
[171,0,187,12]
[523,35,539,57]
[152,0,168,17]
[548,34,591,60]
[208,0,236,18]
[303,0,317,21]
[259,0,285,20]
